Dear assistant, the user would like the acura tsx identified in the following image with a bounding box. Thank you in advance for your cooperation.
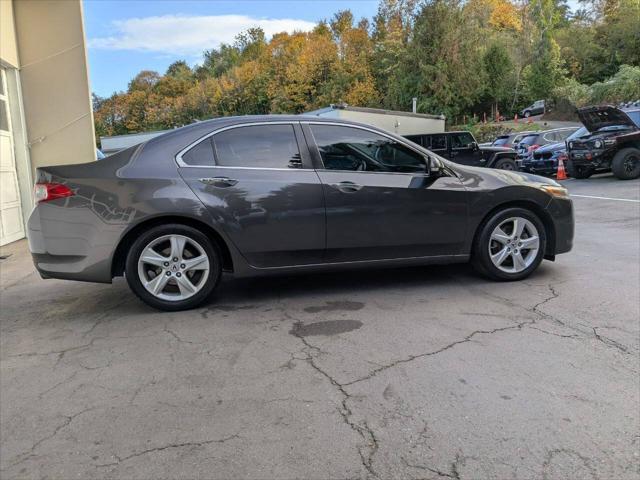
[28,116,574,310]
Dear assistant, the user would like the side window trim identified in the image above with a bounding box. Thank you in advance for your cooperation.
[304,122,431,175]
[175,121,314,170]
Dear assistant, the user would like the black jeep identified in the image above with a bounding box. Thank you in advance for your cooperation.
[404,131,518,170]
[566,105,640,180]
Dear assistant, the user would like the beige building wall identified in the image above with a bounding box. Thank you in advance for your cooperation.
[1,0,20,68]
[13,0,96,173]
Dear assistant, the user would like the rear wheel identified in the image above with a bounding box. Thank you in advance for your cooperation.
[494,157,517,170]
[125,224,222,311]
[566,160,594,179]
[472,208,547,281]
[611,148,640,180]
[524,110,531,118]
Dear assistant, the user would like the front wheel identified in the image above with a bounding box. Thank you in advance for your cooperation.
[611,148,640,180]
[125,224,222,311]
[494,157,517,170]
[472,208,547,281]
[523,110,531,118]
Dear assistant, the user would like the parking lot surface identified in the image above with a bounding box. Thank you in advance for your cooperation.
[1,174,639,480]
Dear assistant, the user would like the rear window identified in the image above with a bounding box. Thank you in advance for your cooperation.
[213,124,302,169]
[519,134,540,146]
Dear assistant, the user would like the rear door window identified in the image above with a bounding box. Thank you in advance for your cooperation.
[519,134,540,146]
[213,124,302,169]
[181,137,215,166]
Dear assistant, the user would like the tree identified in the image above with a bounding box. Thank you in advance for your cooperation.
[484,42,514,118]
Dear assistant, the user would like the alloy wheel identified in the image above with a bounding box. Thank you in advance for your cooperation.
[624,154,639,173]
[137,234,210,301]
[488,217,540,273]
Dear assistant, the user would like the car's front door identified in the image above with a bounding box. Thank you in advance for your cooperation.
[448,132,481,166]
[304,123,468,262]
[178,122,326,268]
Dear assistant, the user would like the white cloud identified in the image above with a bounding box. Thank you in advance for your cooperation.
[88,14,316,56]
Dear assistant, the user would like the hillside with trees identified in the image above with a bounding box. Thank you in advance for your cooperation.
[93,0,640,139]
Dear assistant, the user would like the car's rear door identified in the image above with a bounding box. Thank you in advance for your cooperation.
[303,123,468,262]
[178,122,326,268]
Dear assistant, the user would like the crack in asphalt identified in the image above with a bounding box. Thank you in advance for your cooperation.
[95,434,241,467]
[290,319,379,478]
[2,407,99,471]
[592,326,629,353]
[402,454,462,479]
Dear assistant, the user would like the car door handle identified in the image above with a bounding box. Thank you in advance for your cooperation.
[199,177,238,187]
[330,181,363,193]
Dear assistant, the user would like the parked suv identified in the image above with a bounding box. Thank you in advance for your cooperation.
[516,127,581,160]
[519,127,588,176]
[566,105,640,179]
[521,100,545,118]
[404,131,518,170]
[491,131,537,149]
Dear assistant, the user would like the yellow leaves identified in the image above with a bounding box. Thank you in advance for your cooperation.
[489,0,522,31]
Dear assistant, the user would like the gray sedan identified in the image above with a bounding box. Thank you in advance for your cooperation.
[28,116,574,310]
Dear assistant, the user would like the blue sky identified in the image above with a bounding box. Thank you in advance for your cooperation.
[83,0,380,97]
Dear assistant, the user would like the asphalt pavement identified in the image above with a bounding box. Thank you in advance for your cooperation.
[1,173,638,479]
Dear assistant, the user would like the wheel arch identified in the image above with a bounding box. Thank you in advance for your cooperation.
[471,200,556,258]
[487,153,517,168]
[111,215,234,278]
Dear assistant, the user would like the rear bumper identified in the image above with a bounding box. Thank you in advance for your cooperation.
[27,202,123,284]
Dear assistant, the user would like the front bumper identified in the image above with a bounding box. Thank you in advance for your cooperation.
[568,149,611,168]
[546,197,574,255]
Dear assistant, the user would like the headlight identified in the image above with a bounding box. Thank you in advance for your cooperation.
[540,184,570,199]
[594,140,603,149]
[568,141,574,149]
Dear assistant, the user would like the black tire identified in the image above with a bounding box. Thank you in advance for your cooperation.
[125,224,222,311]
[471,207,547,281]
[493,157,517,170]
[611,148,640,180]
[565,160,594,179]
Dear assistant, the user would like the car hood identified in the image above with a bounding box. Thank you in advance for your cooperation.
[479,145,514,153]
[578,105,637,133]
[442,159,558,188]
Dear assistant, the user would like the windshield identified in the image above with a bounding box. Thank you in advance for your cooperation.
[567,127,589,141]
[492,137,509,146]
[596,125,633,132]
[624,110,640,127]
[519,134,539,146]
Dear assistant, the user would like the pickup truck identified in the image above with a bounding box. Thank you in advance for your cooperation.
[404,131,518,170]
[566,105,640,180]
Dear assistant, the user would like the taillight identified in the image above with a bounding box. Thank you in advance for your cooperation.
[528,144,540,152]
[34,183,74,203]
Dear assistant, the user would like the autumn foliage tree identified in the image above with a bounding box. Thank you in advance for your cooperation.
[93,0,640,139]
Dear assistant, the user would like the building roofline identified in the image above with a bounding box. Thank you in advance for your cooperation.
[305,104,445,120]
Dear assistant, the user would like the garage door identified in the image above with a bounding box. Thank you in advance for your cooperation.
[0,67,25,246]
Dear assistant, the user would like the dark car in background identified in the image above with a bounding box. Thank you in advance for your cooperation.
[491,131,537,149]
[405,130,519,170]
[520,127,588,176]
[521,100,546,118]
[566,105,640,179]
[516,127,581,159]
[28,116,574,311]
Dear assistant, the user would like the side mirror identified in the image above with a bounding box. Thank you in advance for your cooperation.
[471,141,479,151]
[427,155,442,175]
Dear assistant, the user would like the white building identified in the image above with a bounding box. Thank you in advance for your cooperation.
[305,105,446,135]
[0,0,96,246]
